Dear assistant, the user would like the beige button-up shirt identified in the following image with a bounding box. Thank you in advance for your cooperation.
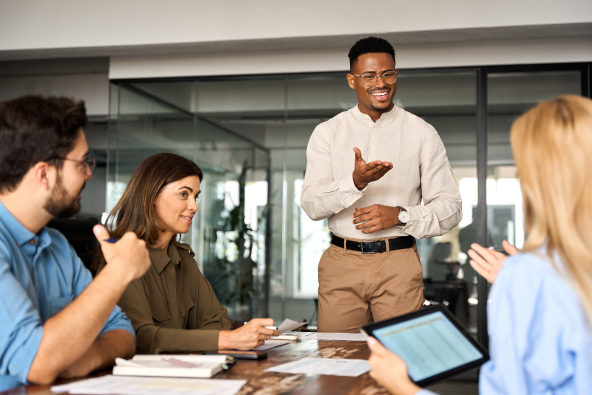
[301,105,462,240]
[101,241,233,354]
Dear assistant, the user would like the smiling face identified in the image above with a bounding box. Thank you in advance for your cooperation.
[153,175,201,247]
[347,52,398,121]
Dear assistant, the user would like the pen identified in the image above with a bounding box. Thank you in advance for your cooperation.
[105,238,118,243]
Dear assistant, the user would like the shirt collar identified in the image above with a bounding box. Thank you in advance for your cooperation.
[0,200,38,247]
[148,240,182,273]
[351,104,401,125]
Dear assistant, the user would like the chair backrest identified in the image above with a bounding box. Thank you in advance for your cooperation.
[47,217,99,275]
[426,242,452,281]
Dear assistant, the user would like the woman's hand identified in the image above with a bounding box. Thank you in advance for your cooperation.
[218,318,279,350]
[367,337,421,395]
[469,240,519,284]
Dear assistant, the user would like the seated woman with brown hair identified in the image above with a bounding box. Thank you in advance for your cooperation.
[93,153,278,354]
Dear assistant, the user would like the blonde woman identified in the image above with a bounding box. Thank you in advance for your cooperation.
[367,95,592,395]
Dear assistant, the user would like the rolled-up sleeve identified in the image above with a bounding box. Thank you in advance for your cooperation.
[402,130,462,239]
[70,248,135,340]
[301,125,364,221]
[0,255,44,387]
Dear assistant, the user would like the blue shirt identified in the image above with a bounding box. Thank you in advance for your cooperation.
[0,201,135,391]
[419,249,592,395]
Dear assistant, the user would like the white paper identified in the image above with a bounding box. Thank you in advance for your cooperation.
[51,375,246,395]
[254,340,289,351]
[265,358,370,377]
[275,319,307,335]
[303,333,367,341]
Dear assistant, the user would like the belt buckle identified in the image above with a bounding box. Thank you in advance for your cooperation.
[360,242,375,254]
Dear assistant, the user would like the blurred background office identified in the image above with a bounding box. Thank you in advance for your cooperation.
[1,0,590,353]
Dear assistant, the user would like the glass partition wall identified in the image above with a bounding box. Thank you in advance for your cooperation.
[108,83,271,321]
[108,63,589,348]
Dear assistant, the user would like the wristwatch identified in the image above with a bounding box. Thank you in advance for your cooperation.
[397,206,408,225]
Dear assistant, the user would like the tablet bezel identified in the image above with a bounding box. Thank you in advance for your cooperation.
[361,305,489,387]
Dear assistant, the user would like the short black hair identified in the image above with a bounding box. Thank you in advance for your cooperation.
[348,36,396,70]
[0,95,87,193]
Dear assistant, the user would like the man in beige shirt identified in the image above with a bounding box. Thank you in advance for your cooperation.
[301,37,462,332]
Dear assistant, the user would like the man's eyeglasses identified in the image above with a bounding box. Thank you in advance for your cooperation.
[47,155,97,174]
[352,70,398,88]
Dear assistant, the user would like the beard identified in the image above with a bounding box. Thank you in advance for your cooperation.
[371,103,391,112]
[43,172,83,218]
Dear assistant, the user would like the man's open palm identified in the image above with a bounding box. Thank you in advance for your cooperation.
[352,147,393,190]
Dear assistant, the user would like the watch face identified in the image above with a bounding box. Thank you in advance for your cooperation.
[398,210,409,223]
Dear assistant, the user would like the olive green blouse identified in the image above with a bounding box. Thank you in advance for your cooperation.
[104,240,233,354]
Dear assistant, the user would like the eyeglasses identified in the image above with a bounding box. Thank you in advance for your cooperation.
[352,70,398,88]
[47,155,97,175]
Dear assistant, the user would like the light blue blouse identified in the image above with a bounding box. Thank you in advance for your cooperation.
[419,249,592,395]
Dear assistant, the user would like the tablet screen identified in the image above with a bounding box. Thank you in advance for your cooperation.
[372,311,483,382]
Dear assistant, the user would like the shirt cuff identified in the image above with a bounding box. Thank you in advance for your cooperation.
[99,308,137,345]
[17,326,44,385]
[189,329,220,351]
[337,175,364,210]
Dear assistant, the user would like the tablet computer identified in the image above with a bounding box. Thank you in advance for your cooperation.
[361,305,489,387]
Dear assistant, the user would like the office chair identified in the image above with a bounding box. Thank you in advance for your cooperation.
[47,217,100,276]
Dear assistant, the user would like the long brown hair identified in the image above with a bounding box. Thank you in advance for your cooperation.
[92,153,202,270]
[511,95,592,322]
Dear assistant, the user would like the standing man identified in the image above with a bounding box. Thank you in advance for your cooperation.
[301,37,462,332]
[0,95,151,390]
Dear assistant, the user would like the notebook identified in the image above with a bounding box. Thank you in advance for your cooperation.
[112,354,234,378]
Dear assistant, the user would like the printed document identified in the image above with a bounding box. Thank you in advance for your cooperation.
[51,375,246,395]
[265,358,370,377]
[303,333,366,341]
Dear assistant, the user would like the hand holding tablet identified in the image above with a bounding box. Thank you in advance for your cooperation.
[362,306,489,387]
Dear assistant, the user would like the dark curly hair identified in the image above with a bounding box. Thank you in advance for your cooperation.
[348,36,396,70]
[0,95,87,193]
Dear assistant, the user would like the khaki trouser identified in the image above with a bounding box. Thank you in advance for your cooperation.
[317,237,425,333]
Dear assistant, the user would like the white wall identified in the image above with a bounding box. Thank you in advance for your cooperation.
[0,73,109,115]
[1,0,590,52]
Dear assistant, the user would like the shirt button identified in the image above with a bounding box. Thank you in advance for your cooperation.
[29,239,35,245]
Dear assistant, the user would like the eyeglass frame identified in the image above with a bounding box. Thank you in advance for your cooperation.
[45,154,97,175]
[351,70,399,88]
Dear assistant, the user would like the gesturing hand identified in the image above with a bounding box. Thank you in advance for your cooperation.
[353,204,401,234]
[94,225,150,282]
[367,337,420,395]
[218,318,279,350]
[352,147,393,190]
[469,240,519,284]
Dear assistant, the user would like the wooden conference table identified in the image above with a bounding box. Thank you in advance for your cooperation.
[1,340,458,395]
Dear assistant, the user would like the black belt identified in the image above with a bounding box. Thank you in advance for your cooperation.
[331,234,415,254]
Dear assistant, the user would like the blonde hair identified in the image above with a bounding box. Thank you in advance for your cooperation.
[511,95,592,322]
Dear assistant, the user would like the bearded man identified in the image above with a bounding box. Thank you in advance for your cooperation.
[0,95,150,390]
